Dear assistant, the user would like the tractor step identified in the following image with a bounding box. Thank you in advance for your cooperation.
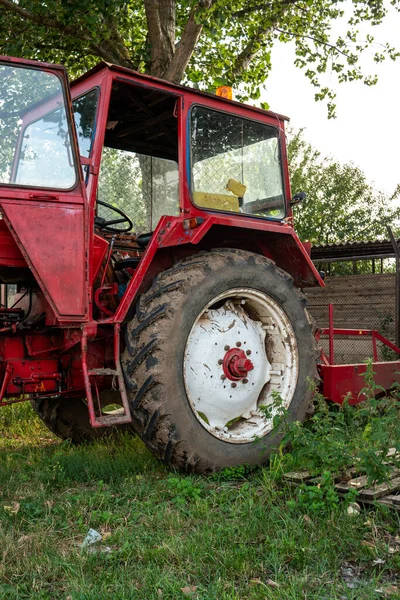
[94,413,132,426]
[88,368,118,376]
[81,324,132,428]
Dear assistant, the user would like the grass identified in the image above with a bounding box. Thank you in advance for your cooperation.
[0,403,399,599]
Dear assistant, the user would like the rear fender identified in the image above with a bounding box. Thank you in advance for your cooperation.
[112,216,323,324]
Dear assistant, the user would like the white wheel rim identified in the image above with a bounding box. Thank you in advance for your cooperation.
[183,288,299,444]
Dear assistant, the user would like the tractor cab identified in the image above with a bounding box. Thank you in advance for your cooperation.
[69,63,292,315]
[67,62,307,321]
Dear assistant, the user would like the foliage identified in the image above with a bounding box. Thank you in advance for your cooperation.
[262,364,400,491]
[288,129,400,245]
[167,475,203,506]
[97,147,148,233]
[97,148,180,234]
[292,471,339,513]
[379,315,398,361]
[0,1,399,113]
[1,402,400,598]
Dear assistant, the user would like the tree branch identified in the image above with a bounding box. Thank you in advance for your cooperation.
[274,27,355,61]
[144,0,176,77]
[232,0,301,18]
[229,25,271,80]
[102,14,134,66]
[0,0,130,65]
[162,0,215,83]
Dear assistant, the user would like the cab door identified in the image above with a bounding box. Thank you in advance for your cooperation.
[0,56,90,321]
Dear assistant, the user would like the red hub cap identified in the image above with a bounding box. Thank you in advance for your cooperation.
[223,348,254,381]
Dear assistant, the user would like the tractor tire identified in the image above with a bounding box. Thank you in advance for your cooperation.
[31,396,130,443]
[122,249,316,473]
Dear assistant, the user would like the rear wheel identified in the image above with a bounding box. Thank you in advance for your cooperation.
[31,392,130,443]
[122,249,316,473]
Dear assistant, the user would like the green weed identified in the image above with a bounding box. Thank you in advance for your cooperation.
[262,363,400,486]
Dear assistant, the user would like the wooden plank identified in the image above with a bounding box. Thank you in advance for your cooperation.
[336,470,400,497]
[358,476,400,500]
[283,471,311,483]
[308,468,360,487]
[386,448,398,459]
[358,495,400,511]
[381,494,400,506]
[335,474,370,493]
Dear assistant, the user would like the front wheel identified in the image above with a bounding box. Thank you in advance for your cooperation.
[31,391,132,443]
[122,249,316,473]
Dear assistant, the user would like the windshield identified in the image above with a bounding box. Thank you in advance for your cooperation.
[0,63,77,189]
[190,106,285,219]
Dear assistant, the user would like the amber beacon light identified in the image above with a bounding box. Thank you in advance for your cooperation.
[216,85,233,100]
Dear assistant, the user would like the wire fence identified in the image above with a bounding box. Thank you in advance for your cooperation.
[96,149,179,235]
[305,268,396,364]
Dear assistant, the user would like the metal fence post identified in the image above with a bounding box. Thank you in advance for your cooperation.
[387,226,400,348]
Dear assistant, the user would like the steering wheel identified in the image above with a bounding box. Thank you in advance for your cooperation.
[95,199,133,233]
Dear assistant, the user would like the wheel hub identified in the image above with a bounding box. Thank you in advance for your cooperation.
[183,288,299,444]
[223,348,254,381]
[184,299,271,435]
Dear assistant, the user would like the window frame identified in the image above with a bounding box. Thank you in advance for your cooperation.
[0,63,80,192]
[188,104,288,221]
[72,86,100,184]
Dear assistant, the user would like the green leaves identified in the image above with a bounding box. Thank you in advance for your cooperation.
[0,0,398,114]
[288,129,400,246]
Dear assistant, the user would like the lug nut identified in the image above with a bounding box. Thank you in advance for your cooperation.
[236,341,242,347]
[218,359,223,365]
[246,350,251,356]
[231,382,237,388]
[221,374,226,380]
[242,378,248,384]
[224,345,230,351]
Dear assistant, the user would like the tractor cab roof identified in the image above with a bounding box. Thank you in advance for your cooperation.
[71,61,289,124]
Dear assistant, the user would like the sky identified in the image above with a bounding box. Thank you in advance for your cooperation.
[263,2,400,197]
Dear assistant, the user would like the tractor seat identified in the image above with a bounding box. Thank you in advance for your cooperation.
[113,232,152,272]
[136,232,152,248]
[114,257,141,271]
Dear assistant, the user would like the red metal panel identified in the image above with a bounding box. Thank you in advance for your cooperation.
[0,220,27,267]
[5,359,59,395]
[0,200,88,319]
[71,68,112,295]
[91,234,108,283]
[321,362,400,405]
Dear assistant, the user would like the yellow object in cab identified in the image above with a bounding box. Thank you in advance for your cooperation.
[226,178,246,198]
[193,191,240,212]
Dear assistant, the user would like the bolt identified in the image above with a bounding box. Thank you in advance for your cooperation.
[246,350,251,356]
[221,374,226,380]
[224,345,230,351]
[236,341,242,347]
[218,359,223,365]
[242,378,248,384]
[231,382,237,388]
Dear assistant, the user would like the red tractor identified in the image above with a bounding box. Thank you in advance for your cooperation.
[0,55,397,473]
